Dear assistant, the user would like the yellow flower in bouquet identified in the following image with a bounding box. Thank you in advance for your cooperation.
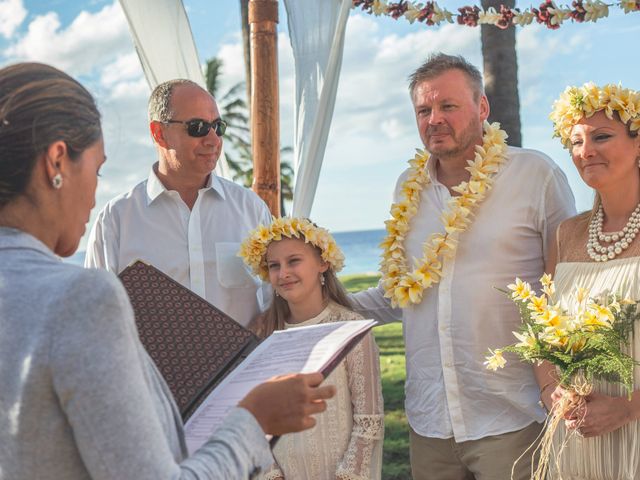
[484,349,507,371]
[507,277,533,301]
[513,325,538,349]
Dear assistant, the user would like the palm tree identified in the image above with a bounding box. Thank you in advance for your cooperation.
[204,56,294,214]
[240,0,251,104]
[204,57,253,178]
[480,0,522,146]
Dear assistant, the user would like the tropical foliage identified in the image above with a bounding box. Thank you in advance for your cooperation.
[204,57,294,213]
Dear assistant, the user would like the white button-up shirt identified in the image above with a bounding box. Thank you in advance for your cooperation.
[85,166,272,326]
[353,147,576,441]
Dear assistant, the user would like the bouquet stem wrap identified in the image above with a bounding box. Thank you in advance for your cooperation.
[513,375,593,480]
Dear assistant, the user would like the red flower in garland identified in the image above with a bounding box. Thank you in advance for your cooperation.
[457,5,481,26]
[415,2,439,25]
[387,1,409,19]
[352,0,375,13]
[496,5,516,29]
[569,0,587,22]
[532,0,561,29]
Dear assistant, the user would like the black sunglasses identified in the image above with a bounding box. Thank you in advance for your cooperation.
[165,118,227,138]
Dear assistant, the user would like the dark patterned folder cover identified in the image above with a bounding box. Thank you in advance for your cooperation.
[118,260,259,421]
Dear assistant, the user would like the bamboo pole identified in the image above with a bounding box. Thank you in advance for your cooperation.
[249,0,280,216]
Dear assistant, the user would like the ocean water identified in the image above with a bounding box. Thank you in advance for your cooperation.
[333,229,385,275]
[66,228,386,276]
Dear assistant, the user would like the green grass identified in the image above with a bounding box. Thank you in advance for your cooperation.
[341,273,411,480]
[341,273,383,293]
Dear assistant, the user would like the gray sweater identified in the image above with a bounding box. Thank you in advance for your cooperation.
[0,227,272,479]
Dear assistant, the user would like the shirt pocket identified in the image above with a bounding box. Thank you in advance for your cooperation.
[215,242,257,289]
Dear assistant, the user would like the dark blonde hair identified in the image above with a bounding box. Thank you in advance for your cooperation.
[0,62,101,208]
[408,53,484,103]
[253,240,352,338]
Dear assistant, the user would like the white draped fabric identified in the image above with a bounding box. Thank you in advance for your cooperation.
[285,0,350,217]
[118,0,230,179]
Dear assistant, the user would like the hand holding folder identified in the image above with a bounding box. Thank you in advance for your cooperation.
[119,260,376,451]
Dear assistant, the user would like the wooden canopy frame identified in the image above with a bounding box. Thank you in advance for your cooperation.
[249,0,281,216]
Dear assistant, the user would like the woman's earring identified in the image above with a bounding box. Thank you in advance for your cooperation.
[320,273,326,286]
[275,290,280,297]
[52,173,63,189]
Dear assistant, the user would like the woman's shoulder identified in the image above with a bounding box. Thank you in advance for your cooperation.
[62,264,125,295]
[49,264,131,318]
[326,301,365,322]
[557,211,591,263]
[558,211,591,237]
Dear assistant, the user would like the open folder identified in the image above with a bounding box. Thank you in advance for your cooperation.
[118,261,376,453]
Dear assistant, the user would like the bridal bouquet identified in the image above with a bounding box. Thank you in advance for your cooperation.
[486,274,640,479]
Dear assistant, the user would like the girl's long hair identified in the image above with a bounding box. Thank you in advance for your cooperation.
[253,245,352,338]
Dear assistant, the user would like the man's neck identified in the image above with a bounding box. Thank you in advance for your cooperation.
[155,163,209,210]
[433,152,473,193]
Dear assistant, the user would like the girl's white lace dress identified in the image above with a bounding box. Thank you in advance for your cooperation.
[263,301,384,480]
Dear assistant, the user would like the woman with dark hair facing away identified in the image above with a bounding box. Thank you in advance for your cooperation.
[0,62,335,480]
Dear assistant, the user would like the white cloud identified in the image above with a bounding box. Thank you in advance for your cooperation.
[100,52,143,88]
[217,41,246,90]
[4,1,130,75]
[0,0,27,38]
[381,117,406,140]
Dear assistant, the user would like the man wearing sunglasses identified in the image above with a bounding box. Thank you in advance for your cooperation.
[85,79,271,326]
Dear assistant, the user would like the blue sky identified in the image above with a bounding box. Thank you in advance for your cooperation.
[1,0,639,245]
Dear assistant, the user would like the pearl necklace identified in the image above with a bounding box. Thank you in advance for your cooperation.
[587,203,640,262]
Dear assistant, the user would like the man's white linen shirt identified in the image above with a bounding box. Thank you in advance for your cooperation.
[85,166,271,327]
[352,147,576,442]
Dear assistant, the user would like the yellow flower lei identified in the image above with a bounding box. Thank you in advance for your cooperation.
[380,121,509,307]
[239,217,345,281]
[550,82,640,148]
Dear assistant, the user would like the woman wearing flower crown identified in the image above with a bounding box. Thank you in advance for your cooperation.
[239,217,384,480]
[539,83,640,479]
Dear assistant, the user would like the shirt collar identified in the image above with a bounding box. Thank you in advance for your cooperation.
[145,163,226,205]
[145,165,166,204]
[426,154,442,186]
[209,172,226,200]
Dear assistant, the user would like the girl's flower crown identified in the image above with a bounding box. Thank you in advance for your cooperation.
[239,217,345,281]
[550,82,640,149]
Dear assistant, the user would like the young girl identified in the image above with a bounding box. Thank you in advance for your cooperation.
[240,217,384,480]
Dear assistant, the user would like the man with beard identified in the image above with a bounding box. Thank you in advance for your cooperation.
[85,79,270,326]
[351,54,576,479]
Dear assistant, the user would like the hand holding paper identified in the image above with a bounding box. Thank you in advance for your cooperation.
[239,372,336,435]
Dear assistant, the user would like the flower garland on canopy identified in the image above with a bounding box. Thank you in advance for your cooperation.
[239,217,345,281]
[380,121,508,308]
[352,0,639,30]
